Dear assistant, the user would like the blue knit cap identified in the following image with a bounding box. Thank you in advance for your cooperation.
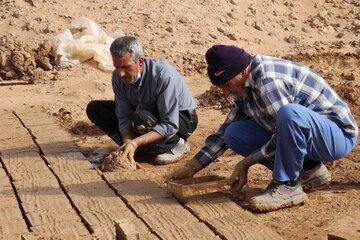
[205,45,252,85]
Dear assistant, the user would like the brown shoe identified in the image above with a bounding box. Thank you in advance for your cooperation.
[300,162,331,191]
[248,180,308,212]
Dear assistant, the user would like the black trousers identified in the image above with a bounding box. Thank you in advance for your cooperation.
[86,100,198,153]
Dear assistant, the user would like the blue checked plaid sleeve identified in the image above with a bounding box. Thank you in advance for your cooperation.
[193,101,249,167]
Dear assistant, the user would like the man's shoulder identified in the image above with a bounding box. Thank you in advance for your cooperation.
[145,57,180,81]
[145,57,173,71]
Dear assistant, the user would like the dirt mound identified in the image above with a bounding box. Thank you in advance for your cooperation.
[69,120,104,136]
[176,52,207,76]
[282,52,360,82]
[101,150,137,171]
[0,36,56,83]
[197,86,234,112]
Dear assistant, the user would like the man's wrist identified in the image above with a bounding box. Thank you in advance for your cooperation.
[133,135,148,147]
[188,158,203,171]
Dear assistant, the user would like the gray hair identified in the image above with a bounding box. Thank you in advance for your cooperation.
[110,36,144,62]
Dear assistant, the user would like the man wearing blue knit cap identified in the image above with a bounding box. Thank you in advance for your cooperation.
[170,44,358,212]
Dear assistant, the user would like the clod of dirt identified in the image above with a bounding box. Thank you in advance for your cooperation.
[197,85,234,112]
[332,83,360,107]
[70,120,103,136]
[0,36,56,82]
[101,150,137,171]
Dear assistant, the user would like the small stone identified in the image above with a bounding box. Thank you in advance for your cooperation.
[254,21,264,31]
[226,33,237,41]
[285,34,300,44]
[165,26,175,33]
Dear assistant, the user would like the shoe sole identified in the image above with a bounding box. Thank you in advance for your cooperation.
[302,175,331,191]
[154,157,181,165]
[249,194,309,213]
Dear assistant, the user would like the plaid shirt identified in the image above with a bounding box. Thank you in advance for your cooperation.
[195,55,358,167]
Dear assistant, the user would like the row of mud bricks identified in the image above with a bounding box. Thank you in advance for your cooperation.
[0,108,281,240]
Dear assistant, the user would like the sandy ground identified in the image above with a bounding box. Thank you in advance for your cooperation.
[1,0,360,239]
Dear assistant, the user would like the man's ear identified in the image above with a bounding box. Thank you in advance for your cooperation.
[138,56,145,67]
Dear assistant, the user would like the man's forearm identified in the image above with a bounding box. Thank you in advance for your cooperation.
[243,154,259,168]
[132,130,163,147]
[120,128,134,142]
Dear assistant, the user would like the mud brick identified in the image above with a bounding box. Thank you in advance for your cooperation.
[216,225,282,240]
[13,176,60,190]
[20,117,56,127]
[47,156,93,173]
[47,152,87,162]
[17,186,65,198]
[14,109,47,117]
[81,210,134,229]
[0,128,31,140]
[36,136,75,146]
[4,159,50,175]
[56,170,102,185]
[124,217,150,234]
[26,210,82,227]
[0,219,28,235]
[38,141,79,155]
[91,225,115,240]
[69,195,127,213]
[50,161,95,175]
[130,198,184,216]
[0,175,12,188]
[1,151,41,162]
[21,195,73,213]
[0,139,38,154]
[1,152,47,177]
[30,222,89,237]
[0,167,6,177]
[204,212,256,230]
[65,182,115,197]
[29,124,71,138]
[154,221,215,240]
[141,210,199,230]
[21,229,90,240]
[1,233,23,240]
[0,138,35,148]
[0,111,17,122]
[9,169,55,183]
[0,207,24,223]
[103,169,149,183]
[185,196,246,219]
[0,195,19,209]
[121,233,159,240]
[111,180,170,202]
[114,219,143,240]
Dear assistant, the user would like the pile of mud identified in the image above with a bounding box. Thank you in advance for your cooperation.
[197,85,234,112]
[0,36,56,83]
[101,150,137,172]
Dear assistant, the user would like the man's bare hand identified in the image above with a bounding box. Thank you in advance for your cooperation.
[168,158,203,180]
[119,139,138,163]
[230,155,256,192]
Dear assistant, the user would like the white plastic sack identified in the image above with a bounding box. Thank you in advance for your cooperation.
[52,17,125,72]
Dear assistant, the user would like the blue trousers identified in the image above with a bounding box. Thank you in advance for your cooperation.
[224,104,357,182]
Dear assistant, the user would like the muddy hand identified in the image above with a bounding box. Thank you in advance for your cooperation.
[230,158,250,192]
[168,158,203,180]
[119,140,138,164]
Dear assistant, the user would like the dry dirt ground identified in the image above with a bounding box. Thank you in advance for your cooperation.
[1,0,360,239]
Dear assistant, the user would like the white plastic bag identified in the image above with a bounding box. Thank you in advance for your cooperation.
[52,17,125,72]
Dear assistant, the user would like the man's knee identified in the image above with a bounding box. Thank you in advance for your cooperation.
[277,104,306,126]
[86,101,98,122]
[224,124,240,150]
[129,109,159,135]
